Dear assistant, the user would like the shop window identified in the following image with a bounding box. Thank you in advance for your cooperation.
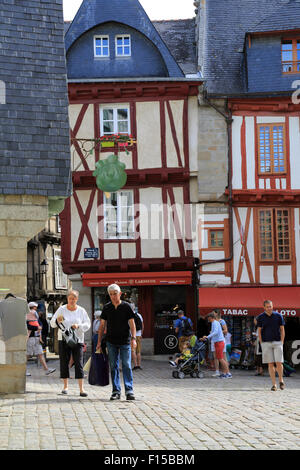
[104,190,134,239]
[115,35,131,57]
[100,105,130,136]
[257,124,286,175]
[258,208,291,262]
[282,39,300,74]
[94,36,110,58]
[54,249,68,290]
[208,229,224,249]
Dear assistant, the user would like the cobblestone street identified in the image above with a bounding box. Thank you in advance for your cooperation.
[0,358,300,451]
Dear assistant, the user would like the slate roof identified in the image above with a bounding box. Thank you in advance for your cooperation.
[248,0,300,33]
[201,0,296,95]
[0,0,71,197]
[153,19,197,76]
[65,0,184,78]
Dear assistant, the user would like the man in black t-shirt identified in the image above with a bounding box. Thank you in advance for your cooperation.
[96,284,137,401]
[257,300,285,391]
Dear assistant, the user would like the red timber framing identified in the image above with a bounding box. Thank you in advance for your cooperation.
[227,97,300,206]
[253,206,297,285]
[60,80,200,275]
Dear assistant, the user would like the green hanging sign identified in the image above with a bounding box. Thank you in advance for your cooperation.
[93,154,127,193]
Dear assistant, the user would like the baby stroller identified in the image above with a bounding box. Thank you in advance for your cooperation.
[172,340,206,379]
[241,343,256,370]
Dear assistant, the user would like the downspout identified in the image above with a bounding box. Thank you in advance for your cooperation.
[199,92,234,270]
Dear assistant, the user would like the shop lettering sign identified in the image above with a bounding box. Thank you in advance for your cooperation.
[222,309,248,316]
[222,308,297,317]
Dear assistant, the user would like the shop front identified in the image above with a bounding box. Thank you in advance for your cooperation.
[199,286,300,365]
[82,271,196,355]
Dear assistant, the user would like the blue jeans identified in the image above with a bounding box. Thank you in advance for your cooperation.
[107,342,134,395]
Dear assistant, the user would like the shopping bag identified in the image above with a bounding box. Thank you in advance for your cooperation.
[83,356,91,372]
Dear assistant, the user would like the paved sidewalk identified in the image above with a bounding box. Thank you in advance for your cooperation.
[0,358,300,450]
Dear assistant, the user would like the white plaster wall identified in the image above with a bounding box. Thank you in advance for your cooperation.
[277,265,292,284]
[289,117,300,190]
[245,117,255,189]
[139,187,164,259]
[165,100,184,168]
[260,266,274,284]
[232,116,243,190]
[104,243,119,260]
[201,251,225,260]
[136,102,161,169]
[257,116,286,123]
[295,208,300,284]
[121,243,136,259]
[188,96,198,172]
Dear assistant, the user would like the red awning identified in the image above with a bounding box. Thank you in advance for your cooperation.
[199,286,300,317]
[82,271,192,287]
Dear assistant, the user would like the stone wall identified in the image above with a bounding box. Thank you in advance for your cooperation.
[0,195,48,298]
[198,99,228,202]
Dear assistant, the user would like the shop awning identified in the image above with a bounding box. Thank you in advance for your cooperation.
[82,271,192,287]
[199,286,300,317]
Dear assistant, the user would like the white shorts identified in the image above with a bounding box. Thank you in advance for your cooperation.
[27,337,43,356]
[261,341,284,364]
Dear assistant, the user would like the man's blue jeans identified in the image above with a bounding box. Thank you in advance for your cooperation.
[107,342,134,395]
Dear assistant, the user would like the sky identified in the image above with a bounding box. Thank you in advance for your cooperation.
[63,0,195,21]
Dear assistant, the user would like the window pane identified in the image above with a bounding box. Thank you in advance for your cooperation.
[259,210,273,260]
[103,121,114,134]
[124,46,130,55]
[117,109,128,120]
[103,109,114,121]
[276,210,290,260]
[117,38,123,46]
[117,46,123,55]
[273,126,285,173]
[102,38,108,46]
[124,37,130,46]
[118,121,129,133]
[95,39,102,47]
[259,126,271,173]
[103,47,109,56]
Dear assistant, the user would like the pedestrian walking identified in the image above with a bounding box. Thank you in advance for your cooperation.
[201,312,232,379]
[257,300,285,391]
[252,317,264,376]
[174,310,194,353]
[50,290,91,397]
[26,302,55,376]
[96,284,136,401]
[132,308,144,371]
[88,310,109,386]
[212,309,230,375]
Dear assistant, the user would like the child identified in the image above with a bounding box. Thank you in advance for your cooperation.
[169,341,193,367]
[26,310,41,339]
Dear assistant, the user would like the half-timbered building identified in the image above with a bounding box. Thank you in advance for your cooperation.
[196,0,300,354]
[61,0,201,353]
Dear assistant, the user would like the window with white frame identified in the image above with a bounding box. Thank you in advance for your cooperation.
[104,191,134,239]
[54,249,68,290]
[115,35,131,57]
[94,36,110,57]
[100,105,130,135]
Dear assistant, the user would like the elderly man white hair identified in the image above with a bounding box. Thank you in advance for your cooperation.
[107,284,121,293]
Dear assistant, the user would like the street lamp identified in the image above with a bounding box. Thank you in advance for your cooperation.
[40,259,49,275]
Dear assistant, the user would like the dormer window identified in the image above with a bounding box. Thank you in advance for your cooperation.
[94,36,110,58]
[282,39,300,73]
[115,35,131,57]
